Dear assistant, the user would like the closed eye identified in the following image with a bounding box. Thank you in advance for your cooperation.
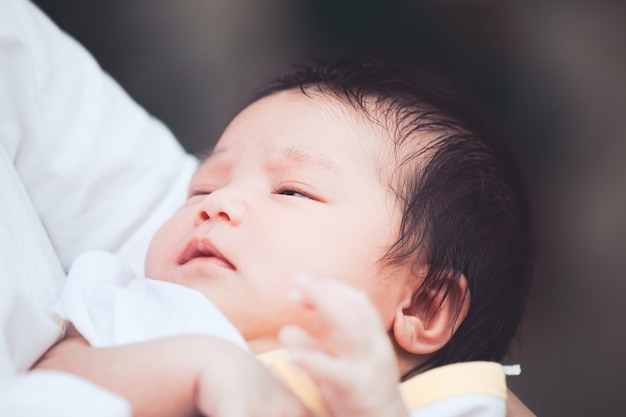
[187,190,212,199]
[279,189,310,199]
[275,183,323,201]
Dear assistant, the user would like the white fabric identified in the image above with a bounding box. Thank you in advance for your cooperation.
[0,0,196,415]
[409,395,504,417]
[58,252,502,417]
[0,370,130,417]
[0,2,511,416]
[54,251,248,350]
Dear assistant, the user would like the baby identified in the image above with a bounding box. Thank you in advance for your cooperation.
[36,57,533,417]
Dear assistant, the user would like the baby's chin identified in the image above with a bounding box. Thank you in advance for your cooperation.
[247,337,282,354]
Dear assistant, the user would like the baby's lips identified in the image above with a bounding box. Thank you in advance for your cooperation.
[178,237,235,270]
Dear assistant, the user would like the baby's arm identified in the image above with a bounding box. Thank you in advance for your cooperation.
[35,328,310,417]
[279,275,409,417]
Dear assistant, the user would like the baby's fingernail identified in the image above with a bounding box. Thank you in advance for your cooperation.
[278,324,297,342]
[294,271,314,286]
[288,287,304,303]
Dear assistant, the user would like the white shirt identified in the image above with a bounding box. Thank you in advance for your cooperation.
[54,251,247,350]
[54,251,505,417]
[0,0,196,414]
[0,2,511,416]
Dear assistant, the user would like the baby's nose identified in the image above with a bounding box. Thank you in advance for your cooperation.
[195,189,246,226]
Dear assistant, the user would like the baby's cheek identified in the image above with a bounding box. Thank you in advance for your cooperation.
[144,227,173,278]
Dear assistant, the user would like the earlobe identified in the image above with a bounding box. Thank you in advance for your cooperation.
[393,271,470,356]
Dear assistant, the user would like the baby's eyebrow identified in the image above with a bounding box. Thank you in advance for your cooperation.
[191,149,231,186]
[268,146,343,174]
[201,146,227,162]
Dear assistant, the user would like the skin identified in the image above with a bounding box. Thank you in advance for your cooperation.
[35,279,535,416]
[280,274,408,417]
[144,89,422,359]
[35,89,536,417]
[35,276,409,417]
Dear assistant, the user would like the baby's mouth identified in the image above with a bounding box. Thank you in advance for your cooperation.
[178,239,236,270]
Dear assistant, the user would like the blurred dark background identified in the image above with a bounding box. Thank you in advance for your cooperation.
[33,0,626,415]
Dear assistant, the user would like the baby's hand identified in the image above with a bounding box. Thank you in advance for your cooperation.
[196,341,313,417]
[278,274,409,417]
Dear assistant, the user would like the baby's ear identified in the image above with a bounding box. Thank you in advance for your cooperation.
[392,270,470,355]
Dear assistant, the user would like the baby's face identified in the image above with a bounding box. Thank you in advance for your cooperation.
[145,90,414,343]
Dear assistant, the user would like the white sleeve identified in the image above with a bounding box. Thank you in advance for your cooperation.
[0,0,195,414]
[0,371,130,417]
[53,251,248,350]
[409,395,505,417]
[0,0,197,272]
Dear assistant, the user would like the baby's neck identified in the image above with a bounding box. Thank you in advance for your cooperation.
[247,337,281,354]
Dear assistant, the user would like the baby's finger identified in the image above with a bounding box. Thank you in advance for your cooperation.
[289,274,385,349]
[287,344,352,392]
[279,324,324,352]
[292,274,380,325]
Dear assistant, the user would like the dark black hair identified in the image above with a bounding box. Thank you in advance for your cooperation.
[253,56,534,378]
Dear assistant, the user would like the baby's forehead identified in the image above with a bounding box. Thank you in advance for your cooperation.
[228,90,394,147]
[204,88,428,182]
[294,87,432,148]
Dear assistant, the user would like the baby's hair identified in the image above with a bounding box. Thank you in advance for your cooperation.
[253,57,534,378]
